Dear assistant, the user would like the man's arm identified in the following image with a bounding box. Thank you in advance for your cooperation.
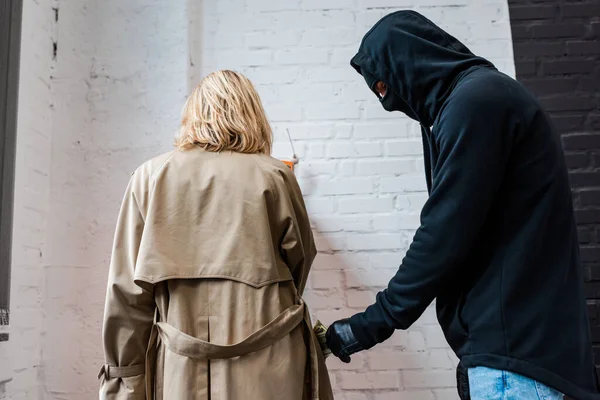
[331,93,516,354]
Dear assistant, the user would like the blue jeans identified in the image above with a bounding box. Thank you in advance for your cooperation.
[468,367,563,400]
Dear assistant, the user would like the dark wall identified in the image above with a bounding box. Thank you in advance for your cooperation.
[508,0,600,378]
[0,0,23,336]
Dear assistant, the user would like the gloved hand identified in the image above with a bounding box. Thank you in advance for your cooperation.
[325,318,364,363]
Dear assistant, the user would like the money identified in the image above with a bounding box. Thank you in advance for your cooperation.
[314,320,332,359]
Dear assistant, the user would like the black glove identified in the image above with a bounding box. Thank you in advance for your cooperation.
[325,318,364,363]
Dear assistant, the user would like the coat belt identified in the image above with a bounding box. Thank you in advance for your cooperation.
[144,300,307,400]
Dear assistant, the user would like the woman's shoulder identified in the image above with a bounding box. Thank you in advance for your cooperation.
[131,150,178,182]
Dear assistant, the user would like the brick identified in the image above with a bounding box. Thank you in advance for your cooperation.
[314,232,347,252]
[326,125,349,141]
[337,392,369,400]
[327,353,367,371]
[243,67,303,85]
[245,30,301,48]
[542,60,595,75]
[216,50,272,67]
[327,142,383,158]
[344,268,394,288]
[510,25,530,40]
[306,103,361,120]
[567,41,600,56]
[308,143,326,159]
[331,47,357,65]
[347,289,377,307]
[385,140,423,157]
[581,246,600,263]
[369,351,429,370]
[585,282,600,298]
[579,227,594,244]
[314,216,371,233]
[246,0,300,11]
[416,0,469,6]
[310,270,342,290]
[364,103,399,120]
[301,0,354,10]
[358,0,412,7]
[375,391,435,400]
[551,115,585,133]
[565,153,590,169]
[515,60,536,76]
[593,22,600,38]
[532,23,587,39]
[356,159,415,176]
[513,42,565,58]
[581,190,600,207]
[279,82,339,102]
[433,388,462,400]
[373,213,421,231]
[509,5,556,20]
[354,122,413,139]
[337,82,376,101]
[267,104,303,121]
[303,289,345,309]
[339,197,394,214]
[370,253,403,269]
[338,371,400,390]
[381,330,427,351]
[569,172,600,188]
[595,153,600,168]
[424,325,449,349]
[586,114,600,131]
[575,210,600,224]
[403,370,456,389]
[274,48,329,65]
[541,96,596,112]
[313,176,376,196]
[275,10,355,30]
[381,175,428,193]
[302,28,357,47]
[563,134,600,151]
[347,234,406,251]
[521,77,578,96]
[340,161,356,176]
[302,66,358,83]
[312,253,370,270]
[561,4,600,18]
[590,265,600,282]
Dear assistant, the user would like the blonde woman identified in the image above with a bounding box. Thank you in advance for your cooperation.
[98,70,333,400]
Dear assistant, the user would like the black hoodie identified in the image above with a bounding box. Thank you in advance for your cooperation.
[348,10,599,400]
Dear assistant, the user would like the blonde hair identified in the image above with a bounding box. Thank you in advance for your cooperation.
[175,70,272,154]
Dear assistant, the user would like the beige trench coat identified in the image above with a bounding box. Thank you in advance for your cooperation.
[98,149,333,400]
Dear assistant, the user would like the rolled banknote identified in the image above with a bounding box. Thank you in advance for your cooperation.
[314,320,332,359]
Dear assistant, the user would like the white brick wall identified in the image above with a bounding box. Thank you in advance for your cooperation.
[5,0,514,398]
[202,1,514,399]
[39,1,188,399]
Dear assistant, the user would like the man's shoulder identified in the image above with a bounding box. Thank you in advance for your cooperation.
[442,69,528,120]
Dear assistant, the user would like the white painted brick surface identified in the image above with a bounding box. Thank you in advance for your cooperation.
[203,2,514,398]
[5,0,515,398]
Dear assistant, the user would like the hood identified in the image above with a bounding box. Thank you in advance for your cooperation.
[351,10,494,126]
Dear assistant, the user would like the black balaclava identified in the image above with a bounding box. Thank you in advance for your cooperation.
[351,10,494,127]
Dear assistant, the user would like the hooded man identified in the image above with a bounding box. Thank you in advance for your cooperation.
[325,10,600,400]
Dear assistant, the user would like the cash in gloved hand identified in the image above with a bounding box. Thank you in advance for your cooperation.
[313,320,332,359]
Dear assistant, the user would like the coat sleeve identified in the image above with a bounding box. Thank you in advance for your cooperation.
[349,95,515,349]
[279,168,317,295]
[99,173,155,399]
